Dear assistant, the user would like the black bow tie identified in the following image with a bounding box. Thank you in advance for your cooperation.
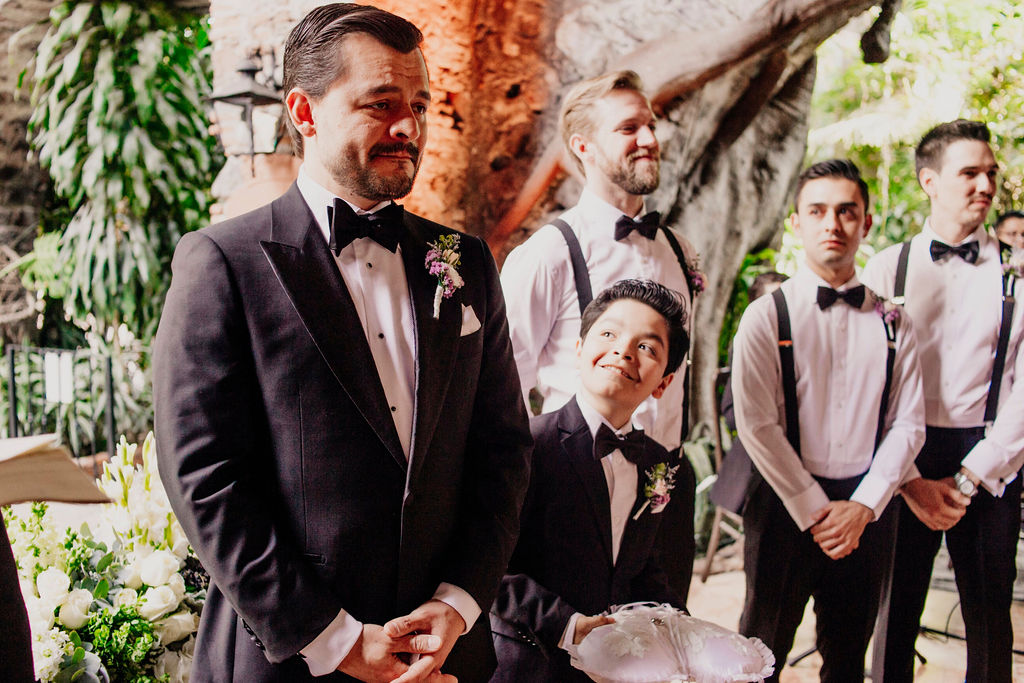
[327,199,405,254]
[614,211,661,241]
[930,239,979,264]
[816,285,865,310]
[594,423,645,464]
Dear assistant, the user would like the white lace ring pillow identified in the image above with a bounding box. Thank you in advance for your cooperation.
[573,603,775,683]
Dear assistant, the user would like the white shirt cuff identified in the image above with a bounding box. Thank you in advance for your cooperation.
[559,612,583,653]
[851,471,896,520]
[300,608,363,677]
[781,483,831,531]
[433,583,481,634]
[962,439,1018,495]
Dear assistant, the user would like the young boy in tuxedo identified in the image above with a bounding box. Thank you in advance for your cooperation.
[490,279,689,682]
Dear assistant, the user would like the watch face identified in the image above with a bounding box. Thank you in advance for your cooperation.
[956,473,976,496]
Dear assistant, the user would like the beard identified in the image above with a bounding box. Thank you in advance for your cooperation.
[597,147,660,196]
[328,141,421,201]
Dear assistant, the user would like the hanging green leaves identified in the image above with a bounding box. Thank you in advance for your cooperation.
[24,1,221,344]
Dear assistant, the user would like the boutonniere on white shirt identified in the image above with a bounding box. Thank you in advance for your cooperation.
[1002,253,1024,280]
[685,255,706,296]
[872,294,901,325]
[425,233,464,319]
[633,462,679,520]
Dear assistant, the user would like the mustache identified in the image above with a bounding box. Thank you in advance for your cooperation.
[627,149,658,162]
[370,142,420,162]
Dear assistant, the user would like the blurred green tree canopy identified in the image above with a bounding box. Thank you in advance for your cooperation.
[809,0,1024,252]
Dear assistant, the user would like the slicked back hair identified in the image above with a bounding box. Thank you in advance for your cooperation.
[580,279,689,377]
[794,158,870,211]
[283,3,423,156]
[559,70,647,174]
[915,119,991,181]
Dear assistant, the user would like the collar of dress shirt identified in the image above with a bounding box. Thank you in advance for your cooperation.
[575,392,637,440]
[295,165,393,244]
[793,263,862,301]
[575,187,648,238]
[920,218,988,250]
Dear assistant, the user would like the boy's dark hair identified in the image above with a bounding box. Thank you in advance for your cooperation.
[580,279,689,376]
[915,119,991,180]
[749,271,788,302]
[995,210,1024,229]
[283,3,423,157]
[794,159,870,210]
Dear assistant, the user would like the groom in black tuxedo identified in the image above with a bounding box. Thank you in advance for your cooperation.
[153,5,532,683]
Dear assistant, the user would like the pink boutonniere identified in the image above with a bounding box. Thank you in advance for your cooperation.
[873,296,901,325]
[685,256,706,296]
[633,462,679,520]
[1002,254,1024,280]
[425,234,464,319]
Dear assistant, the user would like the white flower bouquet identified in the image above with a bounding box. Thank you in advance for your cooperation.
[3,433,205,683]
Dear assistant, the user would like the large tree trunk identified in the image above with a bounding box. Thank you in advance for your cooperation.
[472,0,879,429]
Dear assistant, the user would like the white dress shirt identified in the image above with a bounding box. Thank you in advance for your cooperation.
[732,267,926,531]
[862,222,1024,494]
[294,168,479,675]
[558,394,641,654]
[501,188,694,450]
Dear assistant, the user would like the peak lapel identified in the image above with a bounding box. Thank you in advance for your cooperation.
[560,400,614,566]
[400,218,462,484]
[260,186,405,470]
[620,444,661,560]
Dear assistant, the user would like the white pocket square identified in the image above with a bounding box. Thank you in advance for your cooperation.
[460,304,481,336]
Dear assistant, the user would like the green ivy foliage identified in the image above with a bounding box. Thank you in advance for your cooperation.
[24,1,221,344]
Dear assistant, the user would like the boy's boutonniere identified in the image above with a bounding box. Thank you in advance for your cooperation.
[633,462,679,520]
[425,233,464,319]
[685,256,706,296]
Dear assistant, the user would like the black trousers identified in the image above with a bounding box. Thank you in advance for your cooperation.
[740,479,896,683]
[1,523,34,683]
[872,426,1020,683]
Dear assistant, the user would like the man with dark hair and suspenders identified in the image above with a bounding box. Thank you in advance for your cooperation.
[732,159,926,683]
[500,70,699,601]
[863,119,1024,683]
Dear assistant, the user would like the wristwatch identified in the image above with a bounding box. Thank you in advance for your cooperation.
[953,469,978,498]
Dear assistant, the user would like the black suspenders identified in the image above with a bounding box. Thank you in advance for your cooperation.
[771,287,896,457]
[895,238,1016,425]
[554,218,693,441]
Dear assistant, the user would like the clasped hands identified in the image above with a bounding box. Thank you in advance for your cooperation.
[338,599,465,683]
[900,476,972,531]
[809,500,874,560]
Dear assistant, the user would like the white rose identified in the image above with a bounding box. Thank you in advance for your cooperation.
[155,610,199,645]
[140,550,181,587]
[114,588,139,609]
[139,585,179,620]
[118,561,143,590]
[57,588,94,630]
[35,568,70,603]
[167,572,186,601]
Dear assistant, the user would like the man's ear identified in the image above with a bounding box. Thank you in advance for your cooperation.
[285,88,316,139]
[649,371,674,400]
[790,212,801,240]
[918,167,938,198]
[862,213,873,238]
[569,133,588,166]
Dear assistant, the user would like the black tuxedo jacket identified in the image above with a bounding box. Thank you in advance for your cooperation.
[489,398,683,683]
[153,184,532,682]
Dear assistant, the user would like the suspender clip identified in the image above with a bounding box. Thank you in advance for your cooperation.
[890,295,905,306]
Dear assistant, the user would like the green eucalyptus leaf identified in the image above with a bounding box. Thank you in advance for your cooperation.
[65,2,95,37]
